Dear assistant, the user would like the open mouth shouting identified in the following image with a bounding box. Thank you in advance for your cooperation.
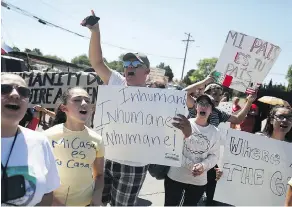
[279,123,288,129]
[79,109,88,115]
[5,103,21,111]
[199,111,206,116]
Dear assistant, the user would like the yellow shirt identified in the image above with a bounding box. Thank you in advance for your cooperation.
[44,124,104,206]
[289,178,292,186]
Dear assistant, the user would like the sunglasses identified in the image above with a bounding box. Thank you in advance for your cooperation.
[123,60,145,68]
[1,84,30,98]
[274,114,292,122]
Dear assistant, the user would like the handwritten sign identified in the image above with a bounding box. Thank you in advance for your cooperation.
[2,72,102,107]
[214,129,292,206]
[212,30,281,93]
[93,85,187,166]
[147,68,167,83]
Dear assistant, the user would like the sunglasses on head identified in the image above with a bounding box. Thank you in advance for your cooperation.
[1,84,30,98]
[123,60,145,69]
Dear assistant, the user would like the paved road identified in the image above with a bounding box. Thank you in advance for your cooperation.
[137,173,164,206]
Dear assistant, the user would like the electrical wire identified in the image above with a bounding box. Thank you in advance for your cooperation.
[1,0,184,60]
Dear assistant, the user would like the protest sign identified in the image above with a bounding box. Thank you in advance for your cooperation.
[93,85,187,166]
[212,30,281,93]
[2,72,102,108]
[147,68,167,83]
[214,129,292,206]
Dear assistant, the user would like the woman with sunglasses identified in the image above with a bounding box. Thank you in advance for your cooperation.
[1,73,60,206]
[257,105,292,142]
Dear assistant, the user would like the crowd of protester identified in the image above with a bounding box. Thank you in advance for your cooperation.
[2,11,292,206]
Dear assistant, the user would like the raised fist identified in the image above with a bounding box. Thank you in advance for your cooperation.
[81,10,100,31]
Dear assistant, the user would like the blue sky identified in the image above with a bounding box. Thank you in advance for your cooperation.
[1,0,292,85]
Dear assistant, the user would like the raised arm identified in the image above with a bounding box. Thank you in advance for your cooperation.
[228,94,257,124]
[183,76,213,108]
[82,11,112,84]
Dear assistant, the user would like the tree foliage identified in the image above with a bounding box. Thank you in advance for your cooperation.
[183,69,195,85]
[22,48,64,62]
[12,47,20,52]
[183,57,218,85]
[71,54,91,66]
[286,64,292,91]
[156,62,174,82]
[44,55,64,61]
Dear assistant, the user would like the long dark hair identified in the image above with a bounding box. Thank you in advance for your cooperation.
[50,87,84,126]
[19,109,33,127]
[262,105,292,141]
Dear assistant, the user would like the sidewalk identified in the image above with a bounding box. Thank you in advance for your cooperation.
[137,173,164,206]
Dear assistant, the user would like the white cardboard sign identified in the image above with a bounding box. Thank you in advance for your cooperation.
[214,129,292,206]
[93,85,187,166]
[213,30,281,93]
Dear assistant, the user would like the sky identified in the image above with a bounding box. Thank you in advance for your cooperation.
[1,0,292,85]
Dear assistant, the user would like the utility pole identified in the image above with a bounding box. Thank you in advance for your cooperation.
[181,33,195,81]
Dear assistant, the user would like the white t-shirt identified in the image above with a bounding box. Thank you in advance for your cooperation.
[1,126,60,206]
[107,70,146,167]
[167,119,220,186]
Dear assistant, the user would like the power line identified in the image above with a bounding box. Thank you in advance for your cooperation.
[181,33,195,80]
[1,0,184,60]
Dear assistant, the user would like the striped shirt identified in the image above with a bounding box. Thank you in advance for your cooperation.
[188,107,231,127]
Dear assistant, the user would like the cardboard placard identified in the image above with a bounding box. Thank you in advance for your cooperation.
[214,129,292,206]
[93,85,187,166]
[213,30,281,93]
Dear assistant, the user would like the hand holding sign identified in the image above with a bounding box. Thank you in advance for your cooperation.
[215,167,223,181]
[81,10,100,31]
[172,114,192,138]
[246,92,257,103]
[192,163,204,176]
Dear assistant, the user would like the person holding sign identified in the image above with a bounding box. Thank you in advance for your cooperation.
[44,87,105,206]
[257,105,292,142]
[82,11,152,206]
[165,94,220,206]
[286,178,292,206]
[184,82,256,206]
[1,74,60,206]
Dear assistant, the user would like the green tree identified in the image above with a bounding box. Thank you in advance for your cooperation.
[24,48,43,56]
[183,69,195,85]
[71,54,91,66]
[188,57,218,84]
[24,48,32,53]
[44,55,64,61]
[286,64,292,91]
[12,47,20,52]
[156,62,174,82]
[106,60,123,72]
[32,48,43,56]
[268,79,273,89]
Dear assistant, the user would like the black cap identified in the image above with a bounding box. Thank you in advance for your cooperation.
[123,52,150,68]
[196,94,215,108]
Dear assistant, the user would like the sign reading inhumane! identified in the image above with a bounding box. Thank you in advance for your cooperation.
[94,85,187,166]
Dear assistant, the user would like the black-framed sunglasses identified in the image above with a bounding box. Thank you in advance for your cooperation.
[123,60,145,68]
[274,114,292,122]
[1,84,30,98]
